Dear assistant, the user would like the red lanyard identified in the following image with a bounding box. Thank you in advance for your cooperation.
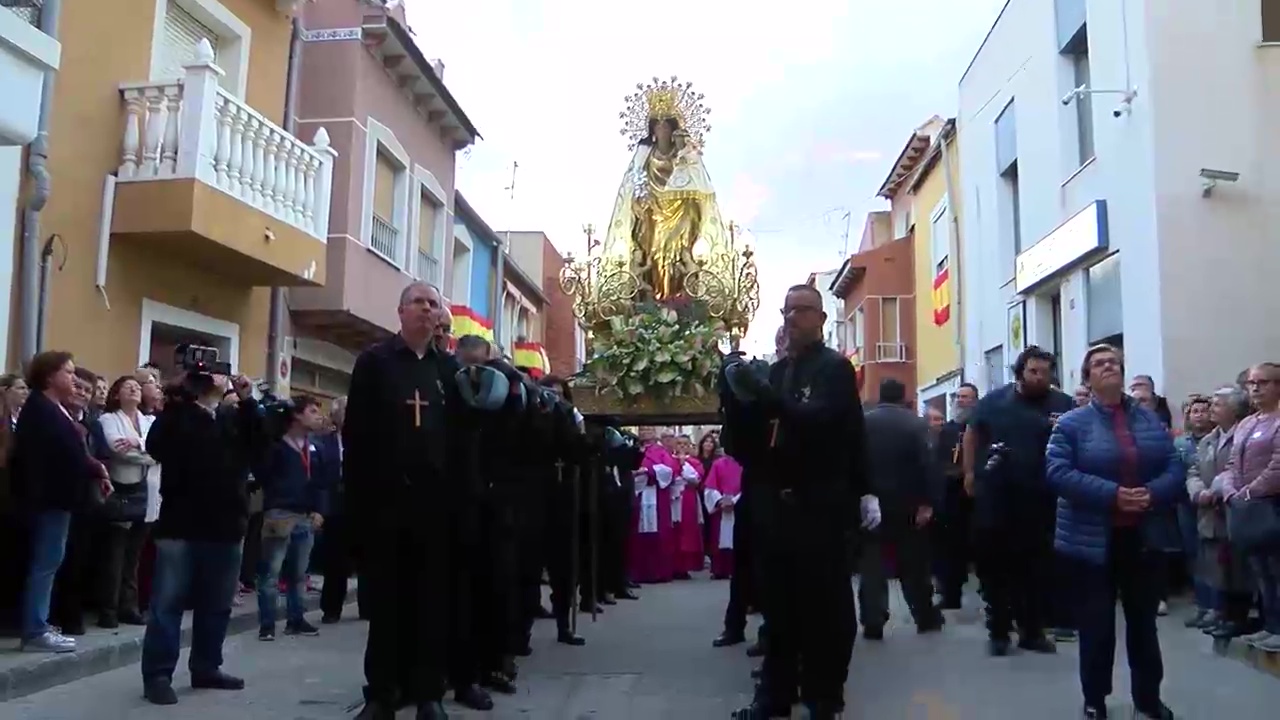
[288,436,310,479]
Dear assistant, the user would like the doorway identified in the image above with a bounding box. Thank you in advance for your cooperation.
[138,299,240,378]
[1050,293,1064,387]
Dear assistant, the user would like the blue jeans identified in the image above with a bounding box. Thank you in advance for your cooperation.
[1175,503,1212,609]
[22,510,72,639]
[256,511,315,628]
[141,539,243,682]
[1249,552,1280,634]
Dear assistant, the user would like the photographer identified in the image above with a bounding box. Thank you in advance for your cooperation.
[254,395,331,642]
[139,351,266,706]
[963,345,1073,657]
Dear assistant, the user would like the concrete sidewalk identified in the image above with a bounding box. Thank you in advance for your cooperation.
[0,585,349,702]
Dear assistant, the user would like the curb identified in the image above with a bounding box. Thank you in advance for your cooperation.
[0,593,338,703]
[1211,635,1280,679]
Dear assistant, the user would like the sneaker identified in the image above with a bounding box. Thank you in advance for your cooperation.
[284,619,320,636]
[1135,702,1174,719]
[1053,628,1079,643]
[21,631,76,653]
[1156,601,1169,616]
[1242,630,1274,646]
[258,626,275,642]
[1082,705,1108,719]
[1183,609,1208,628]
[1254,633,1280,653]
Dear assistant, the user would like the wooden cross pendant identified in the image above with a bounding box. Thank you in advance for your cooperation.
[406,389,430,428]
[768,418,780,447]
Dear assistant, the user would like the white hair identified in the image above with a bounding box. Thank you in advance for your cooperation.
[1213,385,1250,419]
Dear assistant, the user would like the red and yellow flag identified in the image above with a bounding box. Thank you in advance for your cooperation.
[931,266,952,327]
[450,305,494,342]
[513,341,550,378]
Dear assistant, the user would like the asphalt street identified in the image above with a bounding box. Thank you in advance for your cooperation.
[4,577,1277,719]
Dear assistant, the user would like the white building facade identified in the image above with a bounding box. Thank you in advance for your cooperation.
[958,0,1280,401]
[808,268,845,351]
[0,5,60,371]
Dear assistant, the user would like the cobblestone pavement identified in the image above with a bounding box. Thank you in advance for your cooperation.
[4,576,1278,719]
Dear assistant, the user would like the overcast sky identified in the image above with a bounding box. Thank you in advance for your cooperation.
[407,0,1007,354]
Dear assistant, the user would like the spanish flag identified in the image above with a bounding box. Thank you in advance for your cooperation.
[931,266,952,327]
[451,305,494,342]
[513,341,551,378]
[847,350,864,393]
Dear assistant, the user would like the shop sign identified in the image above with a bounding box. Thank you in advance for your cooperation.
[1015,200,1109,294]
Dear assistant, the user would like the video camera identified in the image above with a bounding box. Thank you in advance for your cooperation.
[174,343,232,376]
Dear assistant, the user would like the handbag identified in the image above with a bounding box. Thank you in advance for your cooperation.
[100,482,148,523]
[1226,494,1280,552]
[1224,417,1280,551]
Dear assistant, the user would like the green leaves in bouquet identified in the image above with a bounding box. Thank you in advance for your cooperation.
[584,298,725,402]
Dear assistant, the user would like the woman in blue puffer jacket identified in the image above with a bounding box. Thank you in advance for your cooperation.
[1045,344,1183,720]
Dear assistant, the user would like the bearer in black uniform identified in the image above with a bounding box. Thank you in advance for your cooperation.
[452,336,527,701]
[599,426,642,602]
[539,377,588,646]
[732,284,876,720]
[346,281,470,720]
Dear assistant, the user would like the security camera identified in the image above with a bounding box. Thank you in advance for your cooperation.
[1061,90,1076,107]
[1199,168,1240,183]
[1112,106,1124,118]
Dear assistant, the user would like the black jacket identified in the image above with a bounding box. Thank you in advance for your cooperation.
[862,403,941,526]
[12,392,102,513]
[147,397,263,543]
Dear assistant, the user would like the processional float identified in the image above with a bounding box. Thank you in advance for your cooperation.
[560,76,760,426]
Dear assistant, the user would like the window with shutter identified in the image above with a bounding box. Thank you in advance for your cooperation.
[158,1,221,80]
[418,194,438,253]
[930,202,949,275]
[373,152,398,221]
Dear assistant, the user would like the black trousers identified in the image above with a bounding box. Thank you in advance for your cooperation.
[463,495,520,678]
[858,524,935,628]
[935,479,973,603]
[99,520,149,619]
[544,484,578,632]
[723,494,754,636]
[975,522,1052,640]
[1071,527,1164,711]
[51,513,94,630]
[757,491,856,709]
[318,514,366,618]
[361,502,453,706]
[240,511,264,589]
[600,486,630,596]
[515,485,547,646]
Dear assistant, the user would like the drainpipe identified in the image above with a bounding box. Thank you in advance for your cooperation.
[938,125,963,373]
[268,15,304,392]
[19,0,62,359]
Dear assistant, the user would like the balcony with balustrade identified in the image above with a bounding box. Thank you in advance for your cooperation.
[109,39,335,287]
[0,0,60,146]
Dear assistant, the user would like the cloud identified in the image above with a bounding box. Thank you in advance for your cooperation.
[720,174,772,230]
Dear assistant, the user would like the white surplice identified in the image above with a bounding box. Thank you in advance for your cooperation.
[703,488,741,550]
[638,464,674,534]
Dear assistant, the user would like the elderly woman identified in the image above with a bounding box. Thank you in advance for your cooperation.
[1186,386,1253,639]
[1219,362,1280,653]
[1047,344,1181,720]
[1174,395,1213,625]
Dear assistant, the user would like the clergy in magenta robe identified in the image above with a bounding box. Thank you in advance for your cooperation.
[671,455,705,577]
[628,437,679,583]
[702,455,742,579]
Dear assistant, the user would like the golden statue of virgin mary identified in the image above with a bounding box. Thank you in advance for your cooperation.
[600,77,733,302]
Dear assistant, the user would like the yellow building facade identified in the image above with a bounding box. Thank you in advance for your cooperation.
[10,0,330,381]
[907,118,965,415]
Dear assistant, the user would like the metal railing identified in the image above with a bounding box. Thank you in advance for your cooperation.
[1,0,43,26]
[416,247,439,284]
[370,213,399,263]
[875,342,907,362]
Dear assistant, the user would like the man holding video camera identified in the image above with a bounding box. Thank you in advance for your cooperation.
[139,346,266,706]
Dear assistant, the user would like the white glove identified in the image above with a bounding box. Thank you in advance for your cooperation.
[860,494,882,530]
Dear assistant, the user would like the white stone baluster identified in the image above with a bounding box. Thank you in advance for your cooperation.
[301,151,317,229]
[120,91,144,178]
[227,106,247,197]
[159,84,181,176]
[279,143,295,221]
[249,119,266,207]
[262,130,280,215]
[311,127,337,239]
[291,144,307,223]
[176,39,225,181]
[140,90,166,177]
[213,100,233,188]
[270,136,288,216]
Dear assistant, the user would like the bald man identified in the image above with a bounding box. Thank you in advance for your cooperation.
[433,306,454,354]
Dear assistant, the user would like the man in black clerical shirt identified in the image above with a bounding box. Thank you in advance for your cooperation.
[935,382,978,609]
[962,345,1073,657]
[347,281,479,720]
[733,285,879,720]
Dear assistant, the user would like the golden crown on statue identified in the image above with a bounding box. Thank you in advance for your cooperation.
[619,76,711,150]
